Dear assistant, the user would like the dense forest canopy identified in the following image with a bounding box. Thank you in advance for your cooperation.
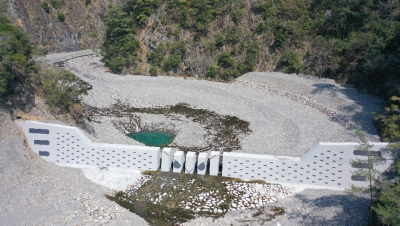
[102,0,400,97]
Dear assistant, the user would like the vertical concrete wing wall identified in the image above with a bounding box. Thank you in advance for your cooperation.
[17,121,161,171]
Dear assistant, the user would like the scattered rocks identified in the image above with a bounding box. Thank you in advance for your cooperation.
[235,80,355,129]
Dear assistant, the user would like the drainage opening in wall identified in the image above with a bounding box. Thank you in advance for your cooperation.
[127,131,175,147]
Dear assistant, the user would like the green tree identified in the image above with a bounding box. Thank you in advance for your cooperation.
[101,5,138,73]
[169,41,186,57]
[375,95,400,142]
[0,15,32,98]
[348,130,386,225]
[125,0,160,25]
[279,49,304,73]
[57,12,65,22]
[148,43,167,65]
[215,34,226,47]
[42,1,50,13]
[217,52,234,68]
[149,65,158,76]
[39,69,88,114]
[50,0,64,9]
[240,41,260,74]
[226,27,241,44]
[206,63,219,78]
[373,160,400,225]
[163,54,181,71]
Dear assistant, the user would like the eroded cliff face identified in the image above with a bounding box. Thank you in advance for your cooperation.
[4,0,119,53]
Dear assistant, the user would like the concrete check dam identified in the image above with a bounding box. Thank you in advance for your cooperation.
[17,120,392,190]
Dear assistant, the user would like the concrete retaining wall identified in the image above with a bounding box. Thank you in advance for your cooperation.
[17,121,161,171]
[17,121,392,189]
[222,143,391,188]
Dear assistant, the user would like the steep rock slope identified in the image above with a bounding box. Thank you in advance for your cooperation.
[4,0,119,52]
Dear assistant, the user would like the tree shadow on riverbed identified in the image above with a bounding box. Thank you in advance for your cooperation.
[311,83,384,138]
[286,193,370,226]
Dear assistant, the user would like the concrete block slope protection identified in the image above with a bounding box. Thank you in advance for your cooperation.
[222,142,392,189]
[16,120,161,171]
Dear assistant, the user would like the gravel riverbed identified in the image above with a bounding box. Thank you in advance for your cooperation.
[5,49,382,225]
[42,50,383,157]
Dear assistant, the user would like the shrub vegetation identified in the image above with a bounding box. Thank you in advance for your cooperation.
[1,12,87,122]
[102,0,399,92]
[50,0,64,9]
[41,1,50,13]
[57,12,65,22]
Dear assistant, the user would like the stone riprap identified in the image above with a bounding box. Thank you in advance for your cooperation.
[17,120,391,189]
[123,178,299,214]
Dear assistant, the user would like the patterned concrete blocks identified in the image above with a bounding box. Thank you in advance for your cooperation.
[17,121,161,171]
[209,151,220,176]
[185,152,197,174]
[161,148,174,172]
[222,142,391,189]
[173,151,185,173]
[197,153,208,175]
[17,120,393,189]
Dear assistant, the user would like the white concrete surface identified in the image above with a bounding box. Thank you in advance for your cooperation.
[185,152,197,174]
[173,151,185,173]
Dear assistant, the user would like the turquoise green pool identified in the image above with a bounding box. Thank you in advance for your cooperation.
[127,131,175,147]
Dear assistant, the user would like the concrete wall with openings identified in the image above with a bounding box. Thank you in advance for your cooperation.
[17,121,161,171]
[222,142,391,189]
[18,121,393,190]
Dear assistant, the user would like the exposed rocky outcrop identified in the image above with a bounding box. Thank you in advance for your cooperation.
[4,0,120,53]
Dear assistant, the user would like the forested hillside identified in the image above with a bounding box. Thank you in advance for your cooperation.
[1,3,88,122]
[102,0,400,96]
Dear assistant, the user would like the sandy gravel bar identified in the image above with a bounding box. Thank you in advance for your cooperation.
[42,50,383,157]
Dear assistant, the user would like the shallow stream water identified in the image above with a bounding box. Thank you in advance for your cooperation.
[127,131,175,147]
